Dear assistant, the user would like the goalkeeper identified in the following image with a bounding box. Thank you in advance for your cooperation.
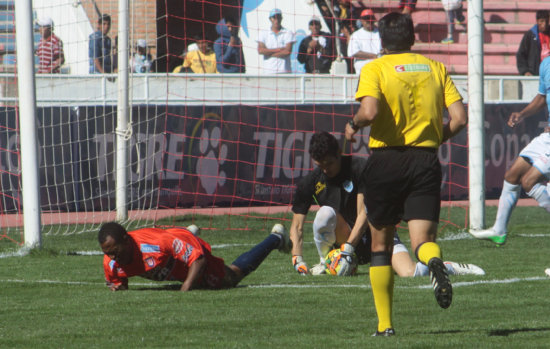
[98,222,290,291]
[290,132,483,277]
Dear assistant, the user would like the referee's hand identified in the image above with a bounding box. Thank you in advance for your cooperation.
[345,122,358,142]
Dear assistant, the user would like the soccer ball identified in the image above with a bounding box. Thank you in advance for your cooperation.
[324,248,357,276]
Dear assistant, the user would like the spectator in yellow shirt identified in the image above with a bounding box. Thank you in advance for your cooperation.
[173,36,218,73]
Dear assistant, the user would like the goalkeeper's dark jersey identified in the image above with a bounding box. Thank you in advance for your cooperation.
[292,155,367,226]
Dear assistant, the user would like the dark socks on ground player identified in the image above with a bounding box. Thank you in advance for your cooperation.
[231,234,281,276]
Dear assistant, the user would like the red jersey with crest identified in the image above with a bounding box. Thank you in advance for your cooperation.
[103,227,226,289]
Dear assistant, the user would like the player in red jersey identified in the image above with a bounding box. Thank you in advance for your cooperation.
[99,222,290,291]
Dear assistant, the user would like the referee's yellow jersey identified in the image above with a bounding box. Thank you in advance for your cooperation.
[355,52,462,149]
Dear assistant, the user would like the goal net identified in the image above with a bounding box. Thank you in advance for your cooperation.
[2,0,483,245]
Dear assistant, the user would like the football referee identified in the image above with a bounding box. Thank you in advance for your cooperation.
[344,12,467,336]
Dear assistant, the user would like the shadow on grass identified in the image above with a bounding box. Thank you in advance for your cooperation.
[489,327,550,337]
[424,327,550,336]
[134,284,182,291]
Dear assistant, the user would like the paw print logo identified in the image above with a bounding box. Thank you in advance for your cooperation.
[197,127,227,194]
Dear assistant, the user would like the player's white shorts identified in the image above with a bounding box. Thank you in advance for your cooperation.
[519,132,550,178]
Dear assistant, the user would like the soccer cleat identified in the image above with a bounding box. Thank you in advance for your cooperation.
[310,263,326,275]
[428,257,453,309]
[271,223,291,253]
[186,224,200,236]
[545,268,550,277]
[372,328,395,337]
[444,261,486,276]
[469,228,507,246]
[441,37,454,44]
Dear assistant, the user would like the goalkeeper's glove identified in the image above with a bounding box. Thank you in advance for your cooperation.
[337,243,355,276]
[292,255,309,275]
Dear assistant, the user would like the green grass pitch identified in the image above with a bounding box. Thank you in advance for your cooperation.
[1,206,549,347]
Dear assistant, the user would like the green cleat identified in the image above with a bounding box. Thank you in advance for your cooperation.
[486,233,507,246]
[469,228,507,246]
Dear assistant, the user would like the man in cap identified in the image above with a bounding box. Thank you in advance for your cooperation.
[257,8,296,74]
[131,39,153,73]
[297,16,334,74]
[347,9,381,74]
[36,16,65,73]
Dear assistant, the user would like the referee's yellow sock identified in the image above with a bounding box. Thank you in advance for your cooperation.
[416,241,442,265]
[370,264,394,332]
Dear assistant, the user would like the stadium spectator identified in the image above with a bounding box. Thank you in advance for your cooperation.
[290,132,484,277]
[338,22,356,74]
[98,222,290,291]
[130,39,153,73]
[89,14,113,74]
[470,55,550,245]
[440,0,466,44]
[333,0,361,30]
[214,17,245,73]
[173,36,218,74]
[36,16,65,74]
[257,8,296,74]
[345,12,467,336]
[516,10,550,76]
[297,16,334,74]
[347,9,381,74]
[399,0,417,14]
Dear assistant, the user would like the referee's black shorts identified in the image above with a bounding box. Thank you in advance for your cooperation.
[363,146,442,226]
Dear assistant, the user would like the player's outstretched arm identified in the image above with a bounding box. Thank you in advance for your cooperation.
[347,192,368,247]
[181,256,207,291]
[108,282,128,292]
[290,213,309,275]
[508,94,546,128]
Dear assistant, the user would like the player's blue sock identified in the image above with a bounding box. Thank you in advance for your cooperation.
[231,234,280,276]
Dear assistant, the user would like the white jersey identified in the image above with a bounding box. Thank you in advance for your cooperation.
[347,27,382,74]
[523,57,550,177]
[257,27,296,74]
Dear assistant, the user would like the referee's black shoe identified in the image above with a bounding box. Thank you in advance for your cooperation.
[428,257,453,309]
[372,328,395,337]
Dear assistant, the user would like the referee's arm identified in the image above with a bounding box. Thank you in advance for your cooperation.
[345,96,378,141]
[441,100,468,143]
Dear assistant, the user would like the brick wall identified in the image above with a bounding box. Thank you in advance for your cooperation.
[81,0,157,57]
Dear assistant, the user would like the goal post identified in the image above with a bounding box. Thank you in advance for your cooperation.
[15,0,41,248]
[467,0,485,230]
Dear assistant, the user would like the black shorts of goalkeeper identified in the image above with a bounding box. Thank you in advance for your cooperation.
[363,146,441,226]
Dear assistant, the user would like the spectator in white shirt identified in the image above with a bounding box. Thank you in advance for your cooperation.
[347,9,381,74]
[257,8,296,74]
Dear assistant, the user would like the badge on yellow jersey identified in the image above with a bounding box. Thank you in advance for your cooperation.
[394,64,430,72]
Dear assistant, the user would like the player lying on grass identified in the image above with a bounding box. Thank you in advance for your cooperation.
[290,132,484,277]
[98,222,290,291]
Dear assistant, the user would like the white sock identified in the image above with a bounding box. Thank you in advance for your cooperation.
[493,180,520,234]
[527,183,550,213]
[413,261,457,277]
[413,262,429,277]
[313,206,337,262]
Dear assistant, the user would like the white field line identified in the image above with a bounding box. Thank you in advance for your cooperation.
[0,276,547,289]
[1,232,549,259]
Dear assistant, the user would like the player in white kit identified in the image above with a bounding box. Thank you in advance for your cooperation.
[470,56,550,246]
